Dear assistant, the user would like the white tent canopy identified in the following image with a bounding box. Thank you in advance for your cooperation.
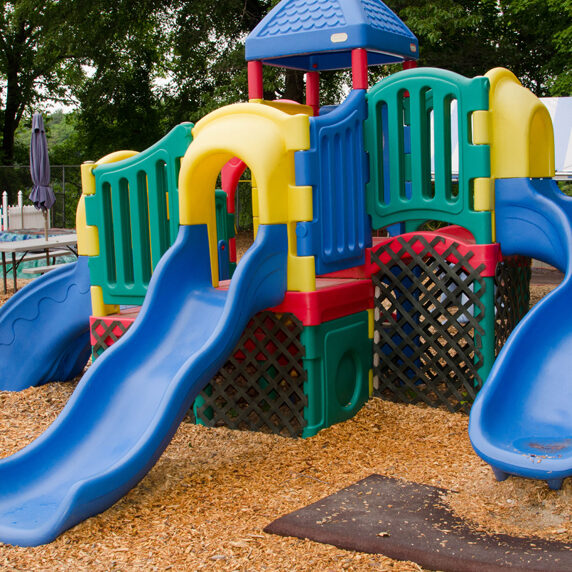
[541,97,572,179]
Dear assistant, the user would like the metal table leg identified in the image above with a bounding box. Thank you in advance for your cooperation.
[11,252,17,292]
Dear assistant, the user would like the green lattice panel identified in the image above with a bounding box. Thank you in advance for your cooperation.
[494,255,531,354]
[371,234,493,413]
[192,311,308,437]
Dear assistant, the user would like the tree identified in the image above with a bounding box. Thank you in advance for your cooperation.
[0,1,75,164]
[500,0,571,96]
[0,0,169,166]
[391,0,571,96]
[160,0,274,126]
[2,0,567,174]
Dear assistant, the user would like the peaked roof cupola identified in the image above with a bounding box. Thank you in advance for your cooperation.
[245,0,418,72]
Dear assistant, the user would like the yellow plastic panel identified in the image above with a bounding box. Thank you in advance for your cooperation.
[80,162,96,196]
[260,100,314,117]
[472,110,490,145]
[368,308,374,339]
[75,195,99,257]
[252,176,260,238]
[77,163,100,257]
[90,286,119,318]
[287,222,315,291]
[473,178,493,212]
[178,102,311,287]
[369,369,374,398]
[289,184,313,222]
[181,103,309,224]
[486,68,555,179]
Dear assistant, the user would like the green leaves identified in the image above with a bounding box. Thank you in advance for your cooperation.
[393,0,571,96]
[0,0,568,167]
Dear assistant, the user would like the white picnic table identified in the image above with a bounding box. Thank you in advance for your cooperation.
[0,233,78,293]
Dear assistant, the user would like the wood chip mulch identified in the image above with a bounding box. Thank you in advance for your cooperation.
[1,258,570,571]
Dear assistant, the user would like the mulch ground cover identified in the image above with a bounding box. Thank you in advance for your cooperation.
[0,259,569,571]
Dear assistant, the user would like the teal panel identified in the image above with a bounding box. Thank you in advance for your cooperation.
[215,189,235,244]
[365,68,492,243]
[85,123,193,306]
[301,311,371,437]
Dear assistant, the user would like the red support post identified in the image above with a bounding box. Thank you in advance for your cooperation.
[351,48,368,90]
[248,61,264,100]
[403,60,418,70]
[306,71,320,116]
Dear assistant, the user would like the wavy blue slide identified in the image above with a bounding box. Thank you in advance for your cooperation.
[0,257,92,391]
[469,178,572,490]
[0,223,287,546]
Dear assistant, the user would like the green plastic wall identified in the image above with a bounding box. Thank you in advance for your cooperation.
[365,67,492,244]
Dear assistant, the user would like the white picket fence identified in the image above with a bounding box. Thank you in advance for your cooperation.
[0,191,49,231]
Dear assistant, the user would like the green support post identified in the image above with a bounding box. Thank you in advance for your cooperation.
[301,312,371,438]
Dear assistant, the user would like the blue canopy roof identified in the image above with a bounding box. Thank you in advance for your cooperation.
[245,0,418,72]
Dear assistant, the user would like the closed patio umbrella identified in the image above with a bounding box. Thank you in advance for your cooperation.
[29,113,55,240]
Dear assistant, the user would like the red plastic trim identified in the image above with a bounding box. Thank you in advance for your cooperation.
[228,237,237,264]
[306,71,320,116]
[366,231,500,278]
[351,49,368,90]
[217,277,373,326]
[89,307,140,347]
[269,278,373,326]
[221,157,246,213]
[248,60,263,100]
[321,226,500,279]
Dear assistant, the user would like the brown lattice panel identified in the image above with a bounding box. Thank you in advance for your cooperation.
[90,317,134,359]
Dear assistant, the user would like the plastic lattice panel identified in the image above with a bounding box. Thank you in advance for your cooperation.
[191,311,308,437]
[91,318,131,359]
[495,255,531,354]
[371,235,488,413]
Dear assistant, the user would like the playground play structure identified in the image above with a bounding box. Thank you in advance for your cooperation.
[0,0,569,548]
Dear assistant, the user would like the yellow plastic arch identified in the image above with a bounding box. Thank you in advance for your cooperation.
[95,150,139,168]
[178,102,314,289]
[486,68,555,179]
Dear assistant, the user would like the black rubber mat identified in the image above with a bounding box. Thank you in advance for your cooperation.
[264,474,572,571]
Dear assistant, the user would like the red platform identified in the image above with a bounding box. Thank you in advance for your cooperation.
[322,226,501,279]
[218,277,373,326]
[90,277,374,356]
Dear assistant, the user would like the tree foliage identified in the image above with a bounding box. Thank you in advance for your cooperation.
[0,0,171,164]
[393,0,571,96]
[0,1,76,163]
[0,0,569,173]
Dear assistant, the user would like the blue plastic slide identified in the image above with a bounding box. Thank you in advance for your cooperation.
[0,257,92,391]
[469,178,572,489]
[0,223,287,546]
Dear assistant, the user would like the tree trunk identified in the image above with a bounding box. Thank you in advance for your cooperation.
[283,69,305,103]
[2,74,20,164]
[1,23,27,165]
